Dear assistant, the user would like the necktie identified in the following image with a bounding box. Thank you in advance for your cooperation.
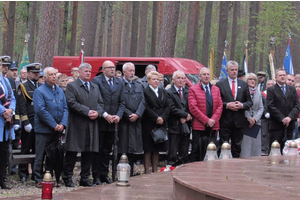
[205,86,212,105]
[85,82,89,91]
[108,78,113,89]
[178,89,182,99]
[281,86,286,96]
[232,80,235,99]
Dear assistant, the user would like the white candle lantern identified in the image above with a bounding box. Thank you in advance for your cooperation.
[287,141,299,155]
[204,142,218,161]
[269,140,281,156]
[116,154,131,186]
[219,141,233,159]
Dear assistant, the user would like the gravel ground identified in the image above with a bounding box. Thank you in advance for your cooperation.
[0,161,166,198]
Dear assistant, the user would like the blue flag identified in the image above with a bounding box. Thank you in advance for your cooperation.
[220,52,228,79]
[283,43,294,74]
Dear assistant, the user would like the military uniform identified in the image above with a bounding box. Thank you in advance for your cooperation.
[16,63,42,181]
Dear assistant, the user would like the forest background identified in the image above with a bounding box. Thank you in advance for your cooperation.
[2,1,300,77]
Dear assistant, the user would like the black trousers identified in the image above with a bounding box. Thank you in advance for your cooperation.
[167,132,190,165]
[63,151,94,180]
[0,140,9,179]
[92,130,114,179]
[19,128,35,179]
[219,127,244,158]
[269,129,293,154]
[190,129,217,162]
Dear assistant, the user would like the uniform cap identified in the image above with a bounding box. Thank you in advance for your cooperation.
[23,63,42,73]
[0,55,11,65]
[8,60,18,70]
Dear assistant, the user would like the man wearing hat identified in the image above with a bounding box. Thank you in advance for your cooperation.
[16,63,42,182]
[238,70,245,81]
[0,55,11,77]
[257,71,267,92]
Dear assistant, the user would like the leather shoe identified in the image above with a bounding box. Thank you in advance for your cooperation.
[100,176,112,184]
[64,179,74,187]
[20,177,27,183]
[93,178,102,185]
[79,179,94,187]
[36,182,42,188]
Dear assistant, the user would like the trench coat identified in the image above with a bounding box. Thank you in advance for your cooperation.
[118,80,145,154]
[65,78,104,152]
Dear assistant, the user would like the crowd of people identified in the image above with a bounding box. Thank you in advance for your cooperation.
[1,55,300,190]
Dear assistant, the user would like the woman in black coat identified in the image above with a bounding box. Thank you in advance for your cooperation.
[142,71,170,174]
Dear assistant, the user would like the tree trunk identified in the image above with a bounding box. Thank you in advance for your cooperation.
[150,1,158,57]
[27,1,37,62]
[96,2,106,56]
[185,2,198,59]
[2,2,9,55]
[130,1,139,57]
[122,2,132,57]
[106,2,114,57]
[215,1,229,77]
[114,2,123,57]
[58,1,69,56]
[70,1,78,56]
[201,1,213,67]
[192,2,200,61]
[81,1,99,56]
[5,1,16,58]
[230,1,240,61]
[137,1,149,57]
[248,1,260,73]
[34,2,59,67]
[292,1,300,74]
[157,1,180,57]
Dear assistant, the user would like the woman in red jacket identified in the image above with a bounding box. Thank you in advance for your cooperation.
[188,68,223,161]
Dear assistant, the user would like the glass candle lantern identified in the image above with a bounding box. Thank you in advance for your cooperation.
[204,142,218,161]
[41,171,54,200]
[287,141,299,155]
[269,140,281,156]
[219,141,233,159]
[116,154,131,186]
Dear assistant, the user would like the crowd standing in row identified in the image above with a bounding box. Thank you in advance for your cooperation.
[0,55,300,190]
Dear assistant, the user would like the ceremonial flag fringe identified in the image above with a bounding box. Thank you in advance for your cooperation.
[283,43,294,75]
[18,44,30,75]
[219,51,228,80]
[209,46,214,80]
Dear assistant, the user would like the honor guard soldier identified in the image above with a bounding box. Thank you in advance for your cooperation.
[16,63,42,182]
[0,55,11,77]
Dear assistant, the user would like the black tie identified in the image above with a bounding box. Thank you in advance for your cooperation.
[109,79,113,89]
[205,86,212,105]
[85,82,89,91]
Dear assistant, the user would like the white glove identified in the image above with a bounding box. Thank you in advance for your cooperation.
[265,113,270,119]
[24,124,33,133]
[13,124,20,130]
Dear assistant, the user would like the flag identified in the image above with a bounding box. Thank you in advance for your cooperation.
[269,52,275,80]
[209,46,214,80]
[241,53,248,75]
[283,43,294,74]
[18,43,30,75]
[77,49,85,67]
[219,51,228,79]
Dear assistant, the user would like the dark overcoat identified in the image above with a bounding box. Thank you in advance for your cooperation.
[65,78,104,152]
[142,86,170,152]
[91,74,125,132]
[118,80,145,154]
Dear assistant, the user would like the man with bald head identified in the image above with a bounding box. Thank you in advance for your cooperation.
[91,60,125,185]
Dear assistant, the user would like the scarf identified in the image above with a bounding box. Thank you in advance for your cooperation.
[249,86,257,97]
[0,76,12,108]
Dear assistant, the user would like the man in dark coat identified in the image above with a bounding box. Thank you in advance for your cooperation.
[167,70,191,166]
[119,62,145,176]
[92,60,125,185]
[63,63,104,187]
[16,63,42,182]
[216,60,252,158]
[267,69,300,153]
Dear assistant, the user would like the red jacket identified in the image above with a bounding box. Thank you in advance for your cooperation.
[188,83,223,130]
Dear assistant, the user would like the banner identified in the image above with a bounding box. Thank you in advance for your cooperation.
[77,49,85,67]
[219,51,228,79]
[283,43,294,74]
[269,52,275,80]
[18,44,30,75]
[242,53,248,75]
[209,46,214,80]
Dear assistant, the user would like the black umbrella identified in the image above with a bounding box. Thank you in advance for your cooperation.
[45,132,65,184]
[112,123,119,182]
[6,122,13,181]
[198,128,219,161]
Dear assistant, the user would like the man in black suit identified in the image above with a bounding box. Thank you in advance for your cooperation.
[92,60,125,185]
[267,69,300,152]
[167,70,191,166]
[216,60,252,158]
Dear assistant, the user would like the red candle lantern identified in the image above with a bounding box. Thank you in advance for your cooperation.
[41,171,54,200]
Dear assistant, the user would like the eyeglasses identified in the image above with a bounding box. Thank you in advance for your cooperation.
[248,78,257,81]
[104,66,115,69]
